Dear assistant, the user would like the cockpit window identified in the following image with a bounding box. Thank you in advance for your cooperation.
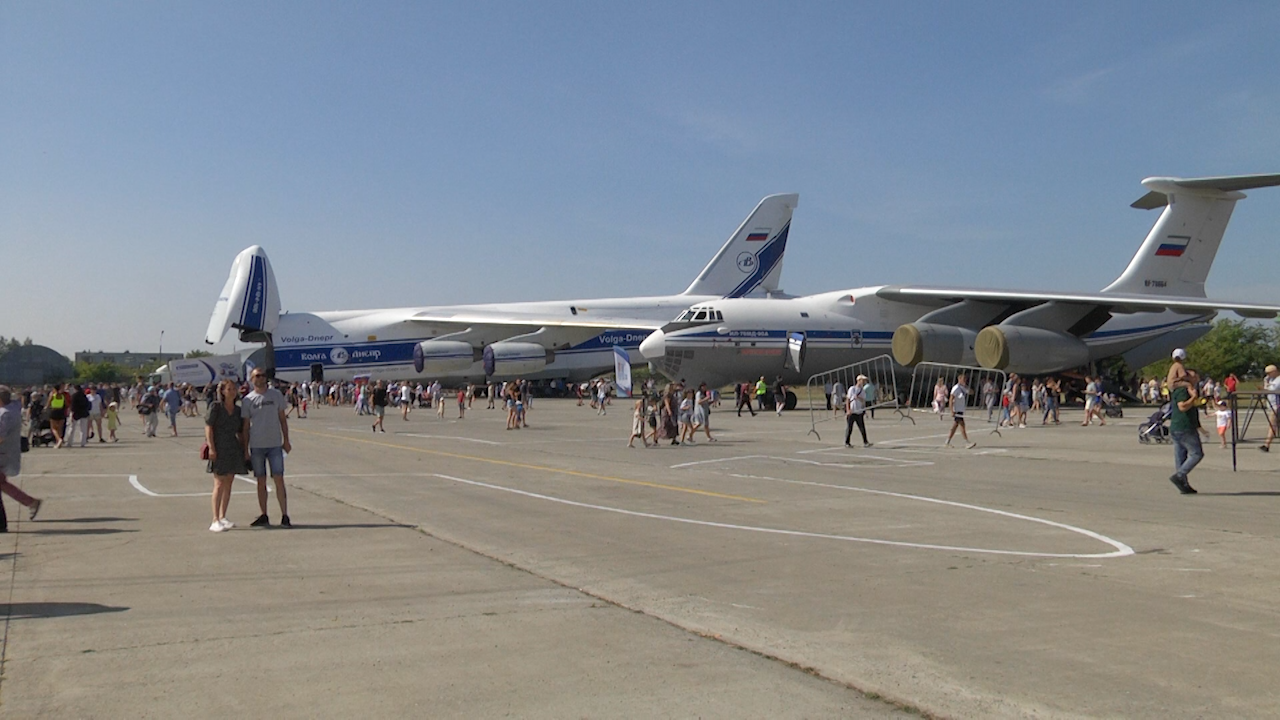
[693,310,707,321]
[676,310,693,322]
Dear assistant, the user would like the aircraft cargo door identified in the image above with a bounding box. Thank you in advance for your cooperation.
[785,331,806,373]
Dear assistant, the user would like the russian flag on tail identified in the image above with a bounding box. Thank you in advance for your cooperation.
[746,230,770,242]
[1155,235,1191,257]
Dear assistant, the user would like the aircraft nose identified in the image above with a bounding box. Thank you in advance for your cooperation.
[639,330,666,360]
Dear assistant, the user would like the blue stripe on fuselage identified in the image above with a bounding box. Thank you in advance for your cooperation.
[274,329,655,370]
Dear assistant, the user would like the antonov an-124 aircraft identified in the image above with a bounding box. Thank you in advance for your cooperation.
[204,194,799,383]
[641,174,1280,391]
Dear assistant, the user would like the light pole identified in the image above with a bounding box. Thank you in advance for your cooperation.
[159,330,165,358]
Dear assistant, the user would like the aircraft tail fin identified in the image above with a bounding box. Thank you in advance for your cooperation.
[205,245,281,344]
[682,193,798,298]
[1102,174,1280,297]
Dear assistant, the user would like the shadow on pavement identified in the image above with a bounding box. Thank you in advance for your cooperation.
[276,523,418,530]
[34,517,137,524]
[2,602,129,620]
[1197,491,1280,497]
[23,528,140,536]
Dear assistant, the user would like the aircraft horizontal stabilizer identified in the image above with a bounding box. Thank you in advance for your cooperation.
[1130,173,1280,209]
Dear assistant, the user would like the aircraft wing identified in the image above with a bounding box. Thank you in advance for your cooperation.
[875,286,1280,319]
[406,311,662,330]
[404,311,662,349]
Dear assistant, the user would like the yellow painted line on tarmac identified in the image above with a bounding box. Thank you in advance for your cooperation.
[295,428,767,504]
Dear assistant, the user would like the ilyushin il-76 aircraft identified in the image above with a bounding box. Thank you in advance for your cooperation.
[640,174,1280,389]
[204,194,799,383]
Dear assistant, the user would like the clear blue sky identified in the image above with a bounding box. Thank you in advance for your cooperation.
[3,2,1278,358]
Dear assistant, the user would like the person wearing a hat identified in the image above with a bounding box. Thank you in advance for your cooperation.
[1260,364,1280,452]
[1167,348,1189,387]
[1167,368,1204,494]
[105,401,121,443]
[844,374,872,448]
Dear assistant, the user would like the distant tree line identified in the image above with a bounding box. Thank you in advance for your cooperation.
[0,336,34,358]
[1140,318,1280,381]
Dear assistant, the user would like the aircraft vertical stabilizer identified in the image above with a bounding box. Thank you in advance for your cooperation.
[205,245,281,344]
[1102,174,1280,297]
[683,193,798,298]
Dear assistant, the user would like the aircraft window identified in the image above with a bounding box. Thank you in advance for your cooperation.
[693,311,708,321]
[714,311,723,321]
[676,310,693,322]
[800,312,809,318]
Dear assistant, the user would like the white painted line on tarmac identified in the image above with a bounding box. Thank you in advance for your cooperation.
[669,455,769,469]
[672,454,933,470]
[873,432,953,445]
[402,433,502,445]
[128,474,265,498]
[430,473,1133,559]
[129,475,159,497]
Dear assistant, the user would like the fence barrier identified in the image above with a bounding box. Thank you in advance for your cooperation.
[805,354,906,440]
[904,362,1008,436]
[1228,390,1278,471]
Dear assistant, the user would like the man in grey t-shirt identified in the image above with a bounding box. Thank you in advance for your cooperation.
[242,370,292,528]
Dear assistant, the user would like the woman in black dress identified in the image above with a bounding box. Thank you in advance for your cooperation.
[204,379,245,532]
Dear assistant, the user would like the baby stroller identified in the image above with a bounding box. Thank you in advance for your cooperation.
[28,418,56,448]
[1138,403,1170,444]
[1102,393,1124,418]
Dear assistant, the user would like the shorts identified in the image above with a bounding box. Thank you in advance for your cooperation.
[952,414,966,426]
[250,446,285,477]
[373,405,385,417]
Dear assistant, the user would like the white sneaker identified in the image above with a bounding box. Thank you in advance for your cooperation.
[966,442,977,449]
[209,521,226,532]
[219,518,235,530]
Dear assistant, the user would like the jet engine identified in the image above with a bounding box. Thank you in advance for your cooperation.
[483,342,554,377]
[891,323,977,367]
[413,341,480,374]
[974,326,1089,374]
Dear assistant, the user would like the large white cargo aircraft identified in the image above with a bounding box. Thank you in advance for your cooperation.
[204,194,799,383]
[640,174,1280,391]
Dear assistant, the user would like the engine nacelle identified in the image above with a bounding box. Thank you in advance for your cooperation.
[891,323,977,367]
[413,341,480,374]
[483,342,554,377]
[975,326,1089,374]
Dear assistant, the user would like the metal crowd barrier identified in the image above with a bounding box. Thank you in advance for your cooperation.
[905,362,1007,435]
[805,354,906,440]
[1228,390,1279,471]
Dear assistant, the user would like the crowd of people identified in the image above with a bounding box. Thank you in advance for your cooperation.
[6,347,1280,530]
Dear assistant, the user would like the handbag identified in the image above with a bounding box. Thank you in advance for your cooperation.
[199,442,210,460]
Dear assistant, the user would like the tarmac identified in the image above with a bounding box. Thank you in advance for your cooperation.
[2,396,1279,718]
